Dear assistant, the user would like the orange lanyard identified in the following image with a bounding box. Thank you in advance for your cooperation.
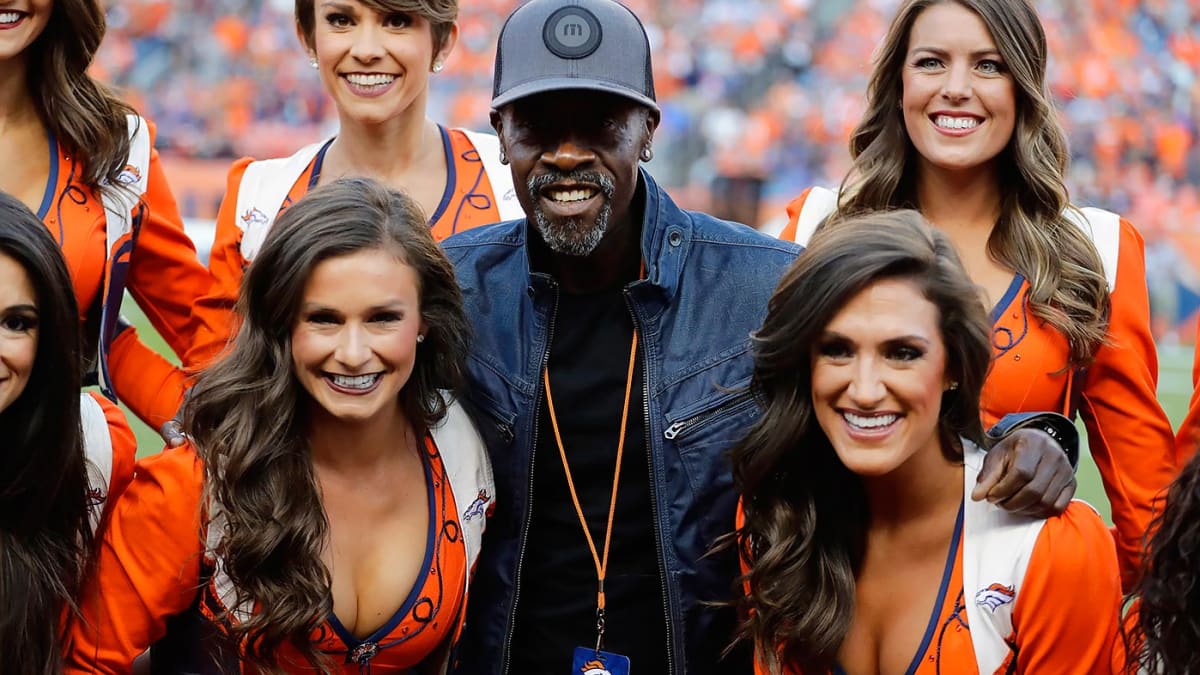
[542,325,639,650]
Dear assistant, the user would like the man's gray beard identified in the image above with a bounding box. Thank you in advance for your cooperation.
[531,199,612,257]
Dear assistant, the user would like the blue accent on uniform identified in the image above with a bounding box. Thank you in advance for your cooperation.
[905,502,965,675]
[37,130,59,220]
[989,273,1025,325]
[327,445,438,652]
[428,125,456,226]
[829,503,965,675]
[306,138,336,189]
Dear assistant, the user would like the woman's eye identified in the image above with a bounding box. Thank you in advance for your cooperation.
[325,12,351,28]
[977,59,1005,75]
[889,345,924,362]
[817,341,852,359]
[0,314,35,333]
[915,56,943,69]
[306,312,339,325]
[370,312,403,323]
[384,12,412,28]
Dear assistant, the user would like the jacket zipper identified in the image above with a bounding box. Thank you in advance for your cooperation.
[500,284,558,674]
[662,392,756,441]
[625,290,678,675]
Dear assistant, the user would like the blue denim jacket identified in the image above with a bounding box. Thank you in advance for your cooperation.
[443,170,801,675]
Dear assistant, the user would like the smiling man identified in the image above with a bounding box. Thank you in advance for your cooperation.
[442,1,800,673]
[442,1,1079,673]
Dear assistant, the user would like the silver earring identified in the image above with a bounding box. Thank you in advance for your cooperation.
[640,145,653,162]
[499,147,508,165]
[416,334,425,344]
[432,61,444,73]
[947,381,958,391]
[309,57,318,70]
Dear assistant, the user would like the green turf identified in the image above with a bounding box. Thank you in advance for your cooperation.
[118,296,1194,525]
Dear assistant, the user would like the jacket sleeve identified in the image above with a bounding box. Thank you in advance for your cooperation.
[183,158,255,371]
[107,326,188,430]
[1011,501,1121,673]
[123,119,213,363]
[1175,319,1200,462]
[89,392,137,506]
[109,119,212,427]
[1078,218,1177,590]
[65,447,206,674]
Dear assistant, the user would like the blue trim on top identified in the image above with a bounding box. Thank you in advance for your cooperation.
[989,273,1025,325]
[37,129,59,220]
[904,502,965,675]
[327,440,438,649]
[307,138,336,189]
[427,125,455,226]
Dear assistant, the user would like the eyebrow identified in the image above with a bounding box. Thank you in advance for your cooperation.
[820,330,932,345]
[908,46,1003,59]
[300,301,409,312]
[1,304,38,314]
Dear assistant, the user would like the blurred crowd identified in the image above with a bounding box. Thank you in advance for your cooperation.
[96,0,1200,337]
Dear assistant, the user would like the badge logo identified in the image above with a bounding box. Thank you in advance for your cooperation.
[974,583,1016,612]
[580,659,613,675]
[543,7,602,59]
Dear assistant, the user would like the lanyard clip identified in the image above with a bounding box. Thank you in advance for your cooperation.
[594,606,607,653]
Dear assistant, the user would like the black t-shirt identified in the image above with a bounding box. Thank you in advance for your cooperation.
[507,285,669,673]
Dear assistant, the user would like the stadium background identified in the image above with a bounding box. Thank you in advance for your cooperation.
[101,0,1200,521]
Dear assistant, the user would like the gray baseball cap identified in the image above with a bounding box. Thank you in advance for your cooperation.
[491,0,658,112]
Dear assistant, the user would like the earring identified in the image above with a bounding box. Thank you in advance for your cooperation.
[946,381,959,391]
[432,61,444,73]
[309,56,318,70]
[639,145,653,162]
[416,334,425,344]
[499,147,508,165]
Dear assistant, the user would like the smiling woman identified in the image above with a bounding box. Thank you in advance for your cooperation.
[732,210,1121,674]
[777,0,1176,589]
[0,192,135,674]
[66,178,494,674]
[186,0,521,375]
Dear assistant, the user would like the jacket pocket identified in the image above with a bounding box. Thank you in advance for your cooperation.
[663,392,756,442]
[463,391,516,448]
[665,392,758,548]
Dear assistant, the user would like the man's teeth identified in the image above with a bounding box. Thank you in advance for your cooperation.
[0,12,23,24]
[843,412,898,429]
[329,373,380,390]
[345,73,396,87]
[548,188,597,203]
[935,115,979,130]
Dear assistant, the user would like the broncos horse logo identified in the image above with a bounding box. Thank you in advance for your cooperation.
[462,489,491,522]
[116,164,142,186]
[580,660,612,675]
[974,583,1016,612]
[241,207,269,227]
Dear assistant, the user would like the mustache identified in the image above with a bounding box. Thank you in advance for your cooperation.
[526,170,615,200]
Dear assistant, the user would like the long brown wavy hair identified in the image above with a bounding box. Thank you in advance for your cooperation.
[0,193,93,673]
[728,211,993,674]
[1122,450,1200,674]
[28,0,138,190]
[833,0,1108,367]
[182,178,469,673]
[296,0,459,60]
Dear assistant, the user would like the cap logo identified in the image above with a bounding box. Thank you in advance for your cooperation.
[543,6,602,59]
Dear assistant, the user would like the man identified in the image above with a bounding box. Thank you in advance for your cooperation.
[444,1,1078,673]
